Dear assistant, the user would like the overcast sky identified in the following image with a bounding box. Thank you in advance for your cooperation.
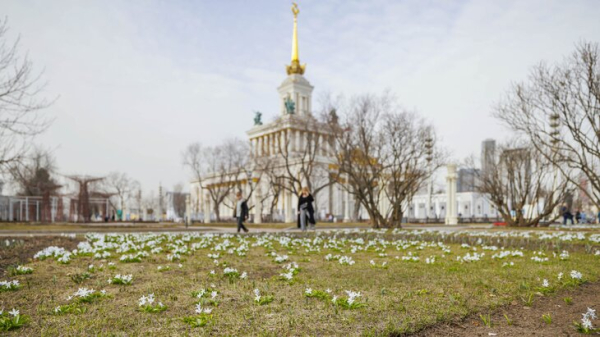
[3,0,600,194]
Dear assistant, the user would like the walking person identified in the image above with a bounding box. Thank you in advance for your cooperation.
[233,192,249,233]
[297,187,316,232]
[575,210,582,224]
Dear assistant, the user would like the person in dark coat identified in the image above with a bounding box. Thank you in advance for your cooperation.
[297,187,316,231]
[233,192,249,233]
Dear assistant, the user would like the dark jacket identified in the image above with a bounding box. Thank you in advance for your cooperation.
[297,194,316,228]
[233,200,249,219]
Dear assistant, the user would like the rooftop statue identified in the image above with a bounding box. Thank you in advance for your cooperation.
[284,97,296,114]
[254,111,263,125]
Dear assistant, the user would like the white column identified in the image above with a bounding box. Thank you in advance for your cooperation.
[285,190,294,223]
[185,195,191,226]
[254,184,262,224]
[445,164,458,225]
[343,182,351,222]
[204,193,211,224]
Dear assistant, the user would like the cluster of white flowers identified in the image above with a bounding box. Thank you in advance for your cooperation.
[253,288,262,302]
[33,246,69,260]
[425,257,435,264]
[345,290,361,305]
[138,293,164,308]
[223,267,238,275]
[207,253,220,259]
[0,280,20,291]
[94,251,111,259]
[68,287,104,301]
[457,252,484,262]
[16,265,33,273]
[108,274,133,285]
[167,253,181,261]
[195,303,212,314]
[274,254,289,263]
[491,250,523,259]
[581,307,597,330]
[57,253,71,264]
[570,270,583,280]
[501,261,514,267]
[240,271,248,279]
[338,256,355,265]
[531,256,549,263]
[558,272,563,280]
[559,250,570,260]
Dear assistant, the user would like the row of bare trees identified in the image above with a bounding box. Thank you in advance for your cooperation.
[470,41,600,227]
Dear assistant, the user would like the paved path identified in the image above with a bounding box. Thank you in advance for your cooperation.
[0,223,494,236]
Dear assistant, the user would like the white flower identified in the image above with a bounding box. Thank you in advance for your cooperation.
[253,288,261,302]
[331,295,338,303]
[586,307,597,320]
[8,309,19,317]
[305,288,313,295]
[558,272,563,280]
[241,272,248,279]
[178,264,183,268]
[54,306,61,313]
[542,279,549,288]
[211,291,218,299]
[582,316,593,329]
[326,289,332,293]
[570,270,582,280]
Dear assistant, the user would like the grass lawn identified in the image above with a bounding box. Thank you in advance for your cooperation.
[1,229,599,335]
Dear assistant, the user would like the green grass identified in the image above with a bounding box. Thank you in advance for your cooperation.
[1,230,599,335]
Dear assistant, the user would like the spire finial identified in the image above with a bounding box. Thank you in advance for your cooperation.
[286,2,306,75]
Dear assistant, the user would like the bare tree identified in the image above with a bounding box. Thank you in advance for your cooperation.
[495,41,600,209]
[0,18,53,170]
[326,93,441,228]
[8,147,57,196]
[473,139,570,226]
[8,147,60,222]
[102,172,140,220]
[265,114,333,214]
[182,138,249,221]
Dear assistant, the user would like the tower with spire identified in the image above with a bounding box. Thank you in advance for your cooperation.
[278,2,314,116]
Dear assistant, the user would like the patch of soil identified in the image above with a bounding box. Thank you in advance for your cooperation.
[411,282,600,336]
[0,236,81,274]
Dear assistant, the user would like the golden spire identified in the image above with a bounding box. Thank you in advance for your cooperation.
[286,2,306,75]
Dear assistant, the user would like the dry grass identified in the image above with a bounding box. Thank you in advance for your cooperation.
[1,230,598,336]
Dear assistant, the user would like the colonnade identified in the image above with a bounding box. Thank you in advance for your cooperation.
[250,129,332,157]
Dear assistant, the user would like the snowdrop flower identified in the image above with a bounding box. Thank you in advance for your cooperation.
[54,306,61,313]
[240,272,248,279]
[558,272,563,280]
[305,288,313,295]
[542,279,549,288]
[211,291,218,299]
[195,303,212,314]
[209,270,215,275]
[570,270,583,280]
[331,295,338,303]
[8,309,19,317]
[586,307,597,320]
[101,290,106,295]
[582,316,593,330]
[253,289,261,302]
[178,264,183,268]
[370,260,375,266]
[326,289,332,294]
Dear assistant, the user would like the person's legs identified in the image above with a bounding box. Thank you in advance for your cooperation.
[563,215,567,225]
[237,217,243,232]
[300,209,307,231]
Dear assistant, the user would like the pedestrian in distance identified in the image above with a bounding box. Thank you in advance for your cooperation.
[233,191,249,233]
[297,187,316,232]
